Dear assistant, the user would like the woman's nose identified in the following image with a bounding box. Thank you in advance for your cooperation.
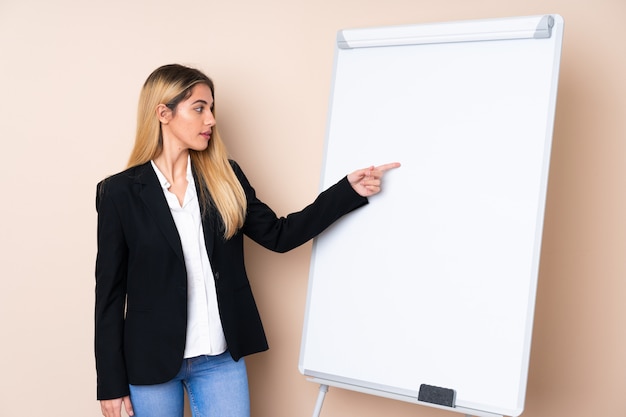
[206,112,216,126]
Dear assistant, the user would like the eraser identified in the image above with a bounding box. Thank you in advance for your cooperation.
[418,384,456,408]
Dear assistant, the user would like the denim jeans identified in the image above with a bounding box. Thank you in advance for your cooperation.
[129,351,250,417]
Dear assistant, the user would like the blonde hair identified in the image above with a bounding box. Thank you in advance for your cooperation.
[127,64,247,239]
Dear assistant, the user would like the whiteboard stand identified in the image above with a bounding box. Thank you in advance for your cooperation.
[300,13,563,417]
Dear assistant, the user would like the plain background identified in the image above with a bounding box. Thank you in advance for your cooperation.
[0,1,624,417]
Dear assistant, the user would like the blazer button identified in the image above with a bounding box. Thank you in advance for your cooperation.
[214,272,220,281]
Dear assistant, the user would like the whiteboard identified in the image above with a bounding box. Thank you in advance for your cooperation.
[299,15,563,417]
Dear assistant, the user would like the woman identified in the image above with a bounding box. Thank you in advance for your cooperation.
[95,63,399,417]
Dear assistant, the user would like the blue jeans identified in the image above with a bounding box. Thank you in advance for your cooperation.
[129,352,250,417]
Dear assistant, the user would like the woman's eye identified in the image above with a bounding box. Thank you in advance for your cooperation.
[194,106,204,113]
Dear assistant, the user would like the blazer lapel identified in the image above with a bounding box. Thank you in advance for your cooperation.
[135,162,185,264]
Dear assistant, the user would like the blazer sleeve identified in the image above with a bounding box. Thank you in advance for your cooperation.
[234,161,369,252]
[94,181,130,400]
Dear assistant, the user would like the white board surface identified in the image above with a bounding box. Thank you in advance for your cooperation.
[299,15,563,417]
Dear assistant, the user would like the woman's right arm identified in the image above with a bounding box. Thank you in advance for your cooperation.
[100,396,134,417]
[95,181,131,401]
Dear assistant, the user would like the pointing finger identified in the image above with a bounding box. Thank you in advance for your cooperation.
[375,162,401,173]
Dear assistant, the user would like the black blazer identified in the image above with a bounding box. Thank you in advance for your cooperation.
[95,160,367,400]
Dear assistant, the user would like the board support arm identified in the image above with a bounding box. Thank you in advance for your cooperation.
[311,384,329,417]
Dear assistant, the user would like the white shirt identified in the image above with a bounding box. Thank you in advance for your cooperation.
[151,158,227,358]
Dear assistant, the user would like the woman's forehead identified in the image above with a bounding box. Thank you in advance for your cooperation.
[188,83,213,100]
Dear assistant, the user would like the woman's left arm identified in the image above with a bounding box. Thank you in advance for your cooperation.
[235,161,400,253]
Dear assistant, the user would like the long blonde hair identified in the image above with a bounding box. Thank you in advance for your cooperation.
[127,64,247,239]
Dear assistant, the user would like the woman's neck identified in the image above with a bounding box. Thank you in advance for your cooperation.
[153,148,190,188]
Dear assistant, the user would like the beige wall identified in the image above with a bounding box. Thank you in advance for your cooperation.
[1,0,624,416]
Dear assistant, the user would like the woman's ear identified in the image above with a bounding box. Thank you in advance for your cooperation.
[156,104,172,124]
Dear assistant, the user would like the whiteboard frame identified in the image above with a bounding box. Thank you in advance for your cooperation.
[299,14,563,417]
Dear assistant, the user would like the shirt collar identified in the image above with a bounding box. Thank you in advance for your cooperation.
[150,155,194,190]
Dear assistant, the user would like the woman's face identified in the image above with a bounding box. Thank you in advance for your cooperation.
[161,83,216,152]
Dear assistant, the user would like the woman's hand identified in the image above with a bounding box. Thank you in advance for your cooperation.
[100,396,134,417]
[348,162,401,197]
